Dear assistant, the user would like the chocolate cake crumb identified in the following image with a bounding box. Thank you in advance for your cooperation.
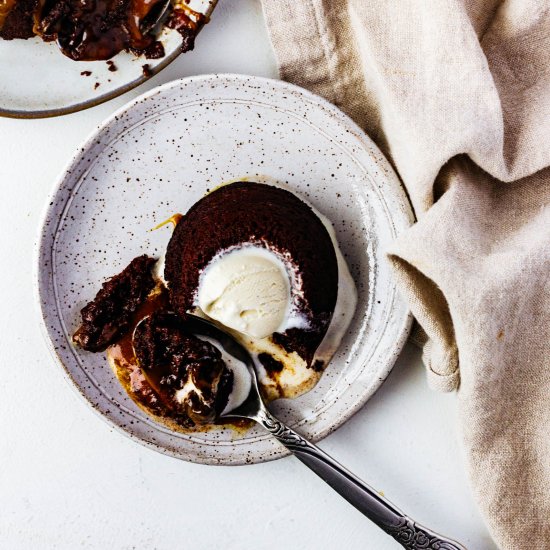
[142,64,152,78]
[106,60,117,72]
[258,353,284,375]
[72,255,157,352]
[81,71,92,77]
[94,82,100,90]
[133,311,233,425]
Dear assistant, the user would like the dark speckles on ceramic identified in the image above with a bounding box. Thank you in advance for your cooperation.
[36,74,413,465]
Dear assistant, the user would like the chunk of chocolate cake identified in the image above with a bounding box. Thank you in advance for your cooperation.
[133,311,233,426]
[73,254,157,351]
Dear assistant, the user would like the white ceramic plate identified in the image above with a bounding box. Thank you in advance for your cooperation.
[0,0,216,118]
[37,74,413,465]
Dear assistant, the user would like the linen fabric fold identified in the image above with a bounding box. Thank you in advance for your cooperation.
[260,0,550,547]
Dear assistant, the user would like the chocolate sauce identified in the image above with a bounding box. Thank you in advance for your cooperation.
[1,0,206,60]
[36,0,167,60]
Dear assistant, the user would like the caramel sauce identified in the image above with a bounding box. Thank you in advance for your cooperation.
[171,1,207,29]
[126,0,167,50]
[151,213,183,231]
[0,0,17,30]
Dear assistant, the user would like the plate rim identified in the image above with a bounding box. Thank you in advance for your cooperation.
[34,73,414,464]
[0,0,217,119]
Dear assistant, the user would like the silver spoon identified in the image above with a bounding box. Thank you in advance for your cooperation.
[135,313,467,550]
[139,0,218,38]
[139,0,173,37]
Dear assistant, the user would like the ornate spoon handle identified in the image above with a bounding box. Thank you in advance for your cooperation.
[254,408,466,550]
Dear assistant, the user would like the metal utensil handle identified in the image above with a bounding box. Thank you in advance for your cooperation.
[255,408,466,550]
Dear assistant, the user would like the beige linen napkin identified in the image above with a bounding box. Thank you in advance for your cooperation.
[260,0,550,547]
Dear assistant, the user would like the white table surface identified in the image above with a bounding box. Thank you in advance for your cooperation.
[0,1,497,548]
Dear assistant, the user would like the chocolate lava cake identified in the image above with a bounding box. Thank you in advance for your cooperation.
[0,0,204,60]
[164,182,339,373]
[72,181,356,431]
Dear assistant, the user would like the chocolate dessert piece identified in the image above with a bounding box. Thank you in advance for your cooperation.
[73,254,156,351]
[35,0,168,61]
[164,182,339,368]
[133,311,233,426]
[0,0,205,60]
[72,264,235,429]
[0,0,36,39]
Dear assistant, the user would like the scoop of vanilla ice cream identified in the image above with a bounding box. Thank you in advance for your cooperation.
[197,247,291,339]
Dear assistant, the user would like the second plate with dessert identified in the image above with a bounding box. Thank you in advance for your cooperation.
[37,74,413,464]
[0,0,216,118]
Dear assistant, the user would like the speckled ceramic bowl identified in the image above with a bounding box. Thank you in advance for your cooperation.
[0,0,216,118]
[36,74,414,465]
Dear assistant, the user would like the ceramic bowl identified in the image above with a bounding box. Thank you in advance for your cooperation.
[36,74,414,464]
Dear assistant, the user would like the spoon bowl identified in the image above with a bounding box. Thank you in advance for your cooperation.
[181,315,263,420]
